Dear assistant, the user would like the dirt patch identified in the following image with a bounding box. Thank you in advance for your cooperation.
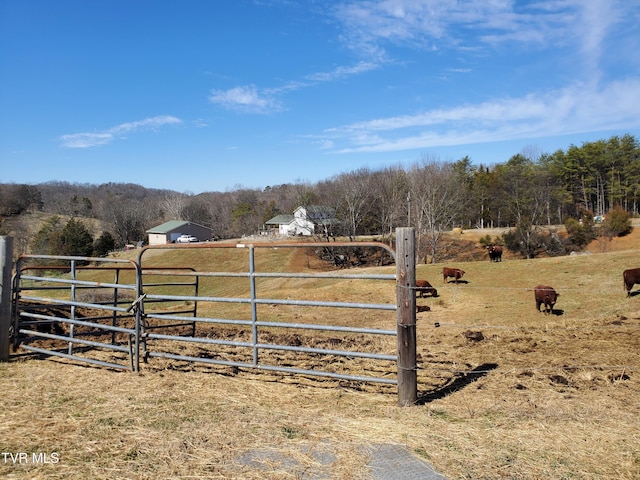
[587,224,640,253]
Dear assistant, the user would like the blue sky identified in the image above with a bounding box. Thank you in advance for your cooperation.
[1,1,639,194]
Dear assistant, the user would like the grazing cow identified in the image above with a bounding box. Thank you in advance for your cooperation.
[487,245,503,262]
[534,285,559,314]
[623,268,640,297]
[415,279,438,297]
[442,267,465,284]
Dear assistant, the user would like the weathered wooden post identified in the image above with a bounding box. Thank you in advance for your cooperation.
[0,236,14,362]
[396,227,417,406]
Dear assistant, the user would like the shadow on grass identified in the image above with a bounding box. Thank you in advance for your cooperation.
[417,363,498,404]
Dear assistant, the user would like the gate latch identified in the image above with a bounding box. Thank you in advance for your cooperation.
[126,293,147,313]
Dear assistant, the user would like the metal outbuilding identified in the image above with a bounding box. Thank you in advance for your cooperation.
[146,220,212,245]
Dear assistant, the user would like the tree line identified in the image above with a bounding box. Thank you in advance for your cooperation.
[1,134,637,261]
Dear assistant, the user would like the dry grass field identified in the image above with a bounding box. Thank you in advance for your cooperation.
[2,224,640,479]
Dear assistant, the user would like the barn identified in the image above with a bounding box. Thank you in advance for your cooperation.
[264,206,339,236]
[146,220,212,245]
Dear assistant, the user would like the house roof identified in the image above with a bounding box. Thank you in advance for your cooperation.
[302,206,339,225]
[266,206,340,226]
[295,205,336,219]
[146,220,211,234]
[315,218,341,226]
[309,205,334,213]
[265,214,294,225]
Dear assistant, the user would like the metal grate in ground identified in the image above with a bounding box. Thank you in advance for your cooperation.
[366,443,446,480]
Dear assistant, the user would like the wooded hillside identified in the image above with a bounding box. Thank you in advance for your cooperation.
[1,134,638,260]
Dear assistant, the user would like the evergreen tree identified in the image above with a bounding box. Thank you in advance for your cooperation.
[31,216,63,255]
[93,231,116,257]
[564,214,596,250]
[59,218,94,257]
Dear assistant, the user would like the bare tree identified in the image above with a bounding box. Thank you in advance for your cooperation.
[289,181,318,212]
[521,144,543,163]
[160,192,188,220]
[370,166,409,242]
[204,192,233,240]
[333,169,374,240]
[409,158,466,263]
[497,154,550,258]
[7,215,33,256]
[182,195,215,228]
[100,197,157,246]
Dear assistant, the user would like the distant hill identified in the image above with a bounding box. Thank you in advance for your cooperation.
[1,212,109,257]
[3,211,638,263]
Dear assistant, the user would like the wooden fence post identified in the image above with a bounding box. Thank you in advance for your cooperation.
[396,227,417,406]
[0,236,14,362]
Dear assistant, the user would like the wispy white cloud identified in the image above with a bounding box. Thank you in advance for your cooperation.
[60,115,182,148]
[575,0,623,83]
[209,61,380,114]
[305,61,379,82]
[208,85,283,114]
[218,1,636,119]
[60,133,114,149]
[304,1,639,154]
[332,0,635,82]
[108,115,181,135]
[319,79,640,154]
[334,0,570,53]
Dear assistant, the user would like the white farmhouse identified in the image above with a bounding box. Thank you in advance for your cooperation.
[264,206,339,236]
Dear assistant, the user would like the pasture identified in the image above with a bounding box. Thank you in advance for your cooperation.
[2,229,640,479]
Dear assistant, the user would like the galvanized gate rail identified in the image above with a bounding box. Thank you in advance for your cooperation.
[3,228,418,405]
[137,241,400,385]
[11,255,143,371]
[139,267,199,336]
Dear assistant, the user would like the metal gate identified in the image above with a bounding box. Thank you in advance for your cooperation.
[11,255,143,371]
[4,229,418,404]
[136,241,399,385]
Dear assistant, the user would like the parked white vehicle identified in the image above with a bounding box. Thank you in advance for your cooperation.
[175,234,198,243]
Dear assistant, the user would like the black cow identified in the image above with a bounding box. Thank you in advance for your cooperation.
[534,285,559,314]
[623,268,640,297]
[487,245,503,262]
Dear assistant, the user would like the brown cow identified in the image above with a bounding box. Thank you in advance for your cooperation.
[415,279,438,297]
[443,267,465,284]
[416,305,431,313]
[623,268,640,297]
[487,245,503,262]
[534,285,559,314]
